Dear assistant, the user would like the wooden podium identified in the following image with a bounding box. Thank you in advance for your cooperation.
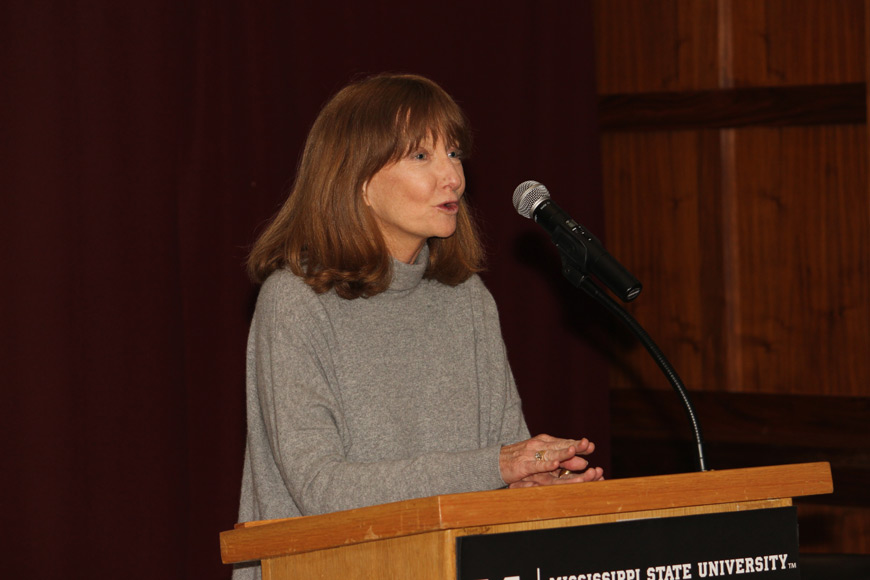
[221,462,832,579]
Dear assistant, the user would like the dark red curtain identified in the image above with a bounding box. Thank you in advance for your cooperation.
[1,2,607,578]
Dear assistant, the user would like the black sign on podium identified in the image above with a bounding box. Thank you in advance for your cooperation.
[457,507,800,580]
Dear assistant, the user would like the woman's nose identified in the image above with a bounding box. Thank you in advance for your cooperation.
[439,155,463,190]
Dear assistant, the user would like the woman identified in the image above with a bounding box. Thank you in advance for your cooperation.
[236,72,604,539]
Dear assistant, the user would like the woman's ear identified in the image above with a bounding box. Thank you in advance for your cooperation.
[361,181,372,207]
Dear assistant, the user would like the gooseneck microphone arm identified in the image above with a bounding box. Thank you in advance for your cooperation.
[514,180,709,473]
[561,262,709,473]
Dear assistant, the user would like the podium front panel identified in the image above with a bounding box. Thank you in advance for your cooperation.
[457,507,800,580]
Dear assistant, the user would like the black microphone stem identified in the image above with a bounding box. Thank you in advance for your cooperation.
[561,257,710,473]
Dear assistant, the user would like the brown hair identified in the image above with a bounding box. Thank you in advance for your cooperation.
[247,73,484,299]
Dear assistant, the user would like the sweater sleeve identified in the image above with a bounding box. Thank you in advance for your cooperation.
[245,273,515,517]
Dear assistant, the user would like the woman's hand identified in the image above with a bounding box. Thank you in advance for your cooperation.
[499,433,604,488]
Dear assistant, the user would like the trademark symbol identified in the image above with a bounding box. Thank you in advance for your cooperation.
[788,563,797,569]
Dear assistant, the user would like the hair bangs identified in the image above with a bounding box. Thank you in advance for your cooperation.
[390,87,472,163]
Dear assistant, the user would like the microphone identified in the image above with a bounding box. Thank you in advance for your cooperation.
[513,180,642,302]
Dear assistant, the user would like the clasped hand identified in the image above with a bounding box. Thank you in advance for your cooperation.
[499,433,604,488]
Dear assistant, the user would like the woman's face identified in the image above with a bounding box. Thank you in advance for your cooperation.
[363,136,465,263]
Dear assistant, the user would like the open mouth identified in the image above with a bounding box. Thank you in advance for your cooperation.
[439,202,459,212]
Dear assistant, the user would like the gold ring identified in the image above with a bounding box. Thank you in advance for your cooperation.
[558,469,572,477]
[535,451,546,461]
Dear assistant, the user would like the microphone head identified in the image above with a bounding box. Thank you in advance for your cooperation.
[513,180,551,218]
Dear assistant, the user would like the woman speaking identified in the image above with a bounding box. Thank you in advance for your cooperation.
[234,73,603,577]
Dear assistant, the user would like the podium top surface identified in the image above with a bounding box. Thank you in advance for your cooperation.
[220,462,832,564]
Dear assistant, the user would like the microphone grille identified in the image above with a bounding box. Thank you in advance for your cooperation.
[512,180,550,218]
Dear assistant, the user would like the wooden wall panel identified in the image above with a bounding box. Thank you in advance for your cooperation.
[602,130,728,392]
[729,0,866,86]
[733,126,870,394]
[594,1,870,397]
[594,0,719,93]
[594,0,870,555]
[799,505,870,554]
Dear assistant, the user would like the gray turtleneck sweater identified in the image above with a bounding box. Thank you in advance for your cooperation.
[235,248,529,542]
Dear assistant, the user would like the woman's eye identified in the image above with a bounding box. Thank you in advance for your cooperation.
[448,149,463,159]
[412,152,427,160]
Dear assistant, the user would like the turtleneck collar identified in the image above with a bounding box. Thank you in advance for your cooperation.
[387,244,429,293]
